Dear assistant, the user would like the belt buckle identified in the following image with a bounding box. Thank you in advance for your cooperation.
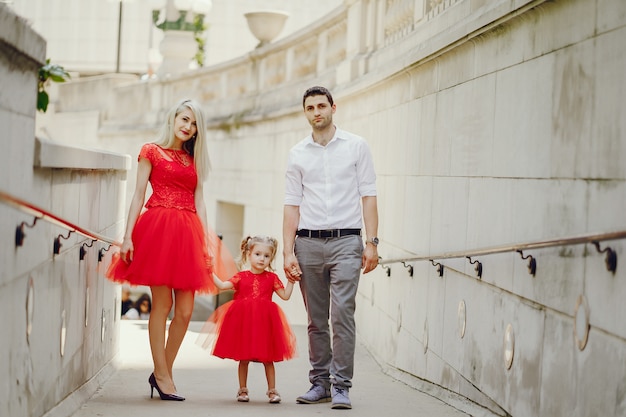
[320,229,334,238]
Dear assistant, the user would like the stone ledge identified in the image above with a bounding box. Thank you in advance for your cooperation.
[34,136,131,171]
[0,3,46,65]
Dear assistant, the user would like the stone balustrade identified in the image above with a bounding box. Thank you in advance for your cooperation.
[64,0,542,129]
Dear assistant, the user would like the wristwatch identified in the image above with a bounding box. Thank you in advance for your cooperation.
[368,237,379,247]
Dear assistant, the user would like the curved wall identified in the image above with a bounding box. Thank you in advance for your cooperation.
[0,5,130,417]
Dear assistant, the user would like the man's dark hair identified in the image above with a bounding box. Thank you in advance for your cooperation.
[303,86,334,108]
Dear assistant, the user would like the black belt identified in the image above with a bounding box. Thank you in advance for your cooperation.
[296,229,361,238]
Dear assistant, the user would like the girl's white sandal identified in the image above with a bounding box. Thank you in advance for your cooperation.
[267,389,281,403]
[237,387,249,402]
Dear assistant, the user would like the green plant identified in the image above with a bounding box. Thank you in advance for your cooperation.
[38,59,70,113]
[193,14,208,67]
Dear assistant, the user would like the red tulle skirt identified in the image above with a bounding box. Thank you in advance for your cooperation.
[197,299,297,363]
[106,207,218,293]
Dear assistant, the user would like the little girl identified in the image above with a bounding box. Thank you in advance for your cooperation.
[198,235,297,403]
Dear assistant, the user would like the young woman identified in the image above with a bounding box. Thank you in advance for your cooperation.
[107,98,218,401]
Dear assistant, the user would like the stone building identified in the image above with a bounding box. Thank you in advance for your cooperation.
[1,0,625,416]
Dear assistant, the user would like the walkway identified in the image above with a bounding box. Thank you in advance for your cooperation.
[70,321,488,417]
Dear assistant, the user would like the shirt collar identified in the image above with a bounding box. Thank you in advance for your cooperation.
[305,126,346,147]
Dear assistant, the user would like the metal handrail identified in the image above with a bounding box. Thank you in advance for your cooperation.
[2,187,621,272]
[0,189,121,247]
[379,230,624,276]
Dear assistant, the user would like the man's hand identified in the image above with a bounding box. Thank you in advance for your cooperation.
[362,244,379,273]
[284,253,302,282]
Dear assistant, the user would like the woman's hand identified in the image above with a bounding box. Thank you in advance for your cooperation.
[120,237,134,263]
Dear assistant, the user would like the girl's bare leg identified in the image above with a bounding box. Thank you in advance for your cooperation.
[263,362,276,390]
[149,286,175,393]
[165,289,195,382]
[264,362,281,402]
[238,360,250,388]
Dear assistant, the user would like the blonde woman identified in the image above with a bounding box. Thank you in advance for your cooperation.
[107,98,219,401]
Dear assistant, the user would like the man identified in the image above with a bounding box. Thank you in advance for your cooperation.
[283,86,379,410]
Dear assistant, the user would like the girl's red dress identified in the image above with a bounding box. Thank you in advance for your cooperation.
[106,143,233,293]
[197,270,297,363]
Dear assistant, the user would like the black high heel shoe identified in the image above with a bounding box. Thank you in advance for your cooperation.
[148,373,185,401]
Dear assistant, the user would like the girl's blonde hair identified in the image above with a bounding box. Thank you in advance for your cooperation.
[154,98,211,180]
[238,235,279,271]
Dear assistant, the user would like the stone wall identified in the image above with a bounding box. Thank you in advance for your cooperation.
[41,0,626,416]
[0,4,130,417]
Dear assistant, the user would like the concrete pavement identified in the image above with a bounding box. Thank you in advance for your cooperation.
[69,320,488,417]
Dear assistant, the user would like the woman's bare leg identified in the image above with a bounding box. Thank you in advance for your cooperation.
[165,289,195,382]
[149,286,175,393]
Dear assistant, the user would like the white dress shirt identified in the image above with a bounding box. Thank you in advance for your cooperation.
[284,127,377,230]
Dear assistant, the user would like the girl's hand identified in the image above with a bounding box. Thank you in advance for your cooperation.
[283,254,302,282]
[213,274,234,290]
[120,237,134,263]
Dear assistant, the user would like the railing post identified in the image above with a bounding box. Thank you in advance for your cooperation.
[336,0,368,84]
[374,0,386,48]
[317,31,329,74]
[413,0,426,25]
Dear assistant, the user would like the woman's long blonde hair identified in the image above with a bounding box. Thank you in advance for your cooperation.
[154,98,211,180]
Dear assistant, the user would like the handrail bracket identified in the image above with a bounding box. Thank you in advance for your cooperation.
[430,260,444,277]
[402,261,414,277]
[516,250,537,276]
[53,230,74,255]
[79,239,96,261]
[98,244,112,262]
[15,216,40,247]
[592,241,617,274]
[466,256,483,279]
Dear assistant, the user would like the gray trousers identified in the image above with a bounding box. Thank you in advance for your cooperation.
[295,235,363,389]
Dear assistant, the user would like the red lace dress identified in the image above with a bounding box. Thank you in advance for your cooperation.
[106,143,220,293]
[197,270,297,362]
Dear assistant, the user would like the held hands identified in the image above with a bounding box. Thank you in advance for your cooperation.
[284,248,379,277]
[213,273,233,291]
[120,237,134,263]
[362,243,379,274]
[284,253,302,283]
